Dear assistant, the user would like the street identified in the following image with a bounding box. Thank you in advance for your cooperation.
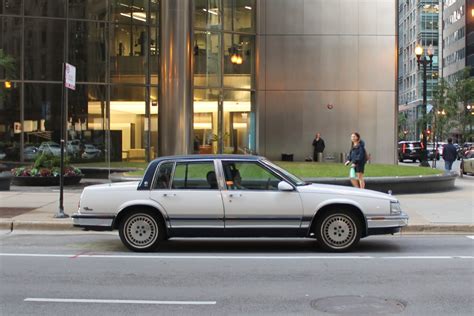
[1,232,473,315]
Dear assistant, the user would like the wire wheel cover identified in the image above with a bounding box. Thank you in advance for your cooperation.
[124,214,158,248]
[321,214,356,248]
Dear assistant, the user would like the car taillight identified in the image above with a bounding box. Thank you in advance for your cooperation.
[402,144,406,153]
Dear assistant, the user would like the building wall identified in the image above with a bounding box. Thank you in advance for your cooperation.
[256,0,397,163]
[442,0,467,81]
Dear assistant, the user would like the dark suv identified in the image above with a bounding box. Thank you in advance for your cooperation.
[398,141,422,162]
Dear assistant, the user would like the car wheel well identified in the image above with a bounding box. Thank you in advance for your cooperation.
[114,205,168,237]
[309,204,367,238]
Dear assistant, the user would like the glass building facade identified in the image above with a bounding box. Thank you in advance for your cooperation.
[0,0,256,165]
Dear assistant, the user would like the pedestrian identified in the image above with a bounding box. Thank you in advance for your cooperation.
[345,132,367,189]
[312,133,325,162]
[442,138,457,172]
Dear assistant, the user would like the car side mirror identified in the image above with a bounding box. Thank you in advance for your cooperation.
[278,181,294,191]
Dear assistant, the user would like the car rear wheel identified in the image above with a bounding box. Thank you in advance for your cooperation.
[315,209,362,252]
[119,210,165,252]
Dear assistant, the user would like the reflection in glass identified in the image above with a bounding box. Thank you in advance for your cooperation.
[194,31,221,88]
[110,24,148,84]
[69,0,107,20]
[68,85,107,163]
[223,90,255,154]
[23,83,62,161]
[193,89,219,154]
[25,0,66,17]
[69,21,107,83]
[110,85,155,161]
[24,18,65,81]
[110,0,157,25]
[0,83,21,162]
[194,0,222,30]
[223,0,255,32]
[0,0,22,15]
[223,33,254,89]
[0,17,22,80]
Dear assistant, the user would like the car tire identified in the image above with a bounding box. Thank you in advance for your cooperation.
[315,209,362,252]
[119,210,165,252]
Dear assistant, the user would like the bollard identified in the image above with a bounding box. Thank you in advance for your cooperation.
[317,152,323,162]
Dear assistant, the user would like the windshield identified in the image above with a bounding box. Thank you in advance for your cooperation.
[261,160,307,186]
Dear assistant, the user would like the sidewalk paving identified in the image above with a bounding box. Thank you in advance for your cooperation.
[0,177,473,233]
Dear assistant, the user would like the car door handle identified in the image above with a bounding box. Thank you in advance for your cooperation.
[229,193,242,198]
[163,193,176,197]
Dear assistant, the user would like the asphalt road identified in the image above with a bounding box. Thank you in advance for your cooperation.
[1,232,473,315]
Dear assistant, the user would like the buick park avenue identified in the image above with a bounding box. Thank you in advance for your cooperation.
[72,155,408,252]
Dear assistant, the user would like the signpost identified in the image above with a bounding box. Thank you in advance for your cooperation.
[55,63,75,219]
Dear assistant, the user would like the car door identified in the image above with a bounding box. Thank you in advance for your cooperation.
[220,160,303,228]
[149,160,224,228]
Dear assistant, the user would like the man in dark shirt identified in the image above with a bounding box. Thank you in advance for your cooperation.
[442,138,457,172]
[312,133,325,162]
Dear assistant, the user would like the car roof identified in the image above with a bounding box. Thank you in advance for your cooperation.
[150,154,263,163]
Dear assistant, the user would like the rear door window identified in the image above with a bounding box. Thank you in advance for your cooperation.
[171,161,218,190]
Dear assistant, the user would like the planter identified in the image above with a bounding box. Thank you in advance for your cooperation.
[0,171,12,191]
[12,175,83,186]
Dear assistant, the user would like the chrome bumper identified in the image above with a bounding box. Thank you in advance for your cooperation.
[366,212,409,229]
[72,213,115,229]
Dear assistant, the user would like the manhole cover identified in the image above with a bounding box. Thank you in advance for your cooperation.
[311,296,406,314]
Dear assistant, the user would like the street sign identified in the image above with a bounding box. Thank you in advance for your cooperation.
[64,63,76,90]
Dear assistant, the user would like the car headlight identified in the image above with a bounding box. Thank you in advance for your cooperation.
[390,201,402,215]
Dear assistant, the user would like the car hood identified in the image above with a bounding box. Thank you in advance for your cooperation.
[297,183,397,202]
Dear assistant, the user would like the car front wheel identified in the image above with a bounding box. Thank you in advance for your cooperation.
[315,210,361,252]
[119,210,165,252]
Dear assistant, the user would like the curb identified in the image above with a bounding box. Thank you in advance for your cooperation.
[0,220,74,231]
[1,220,473,233]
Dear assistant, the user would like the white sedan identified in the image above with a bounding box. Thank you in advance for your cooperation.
[73,155,408,252]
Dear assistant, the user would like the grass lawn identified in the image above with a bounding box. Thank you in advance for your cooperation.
[274,162,442,178]
[116,161,442,178]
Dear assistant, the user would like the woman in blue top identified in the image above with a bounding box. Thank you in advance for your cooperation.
[345,132,366,189]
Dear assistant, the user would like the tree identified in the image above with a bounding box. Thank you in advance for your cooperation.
[0,49,16,99]
[431,78,457,142]
[449,68,474,143]
[0,49,15,77]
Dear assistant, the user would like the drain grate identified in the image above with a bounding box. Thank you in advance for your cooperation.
[0,207,36,218]
[311,295,406,314]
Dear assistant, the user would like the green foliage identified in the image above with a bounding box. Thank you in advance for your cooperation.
[33,153,69,169]
[0,49,15,78]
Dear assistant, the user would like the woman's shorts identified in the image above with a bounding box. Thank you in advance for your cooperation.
[355,163,365,173]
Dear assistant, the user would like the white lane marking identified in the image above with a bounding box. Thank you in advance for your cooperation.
[1,253,473,259]
[467,236,474,240]
[24,298,216,305]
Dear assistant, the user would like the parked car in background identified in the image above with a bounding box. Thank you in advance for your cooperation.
[73,155,408,252]
[461,150,474,175]
[67,140,81,157]
[426,143,440,161]
[38,142,61,156]
[24,146,40,160]
[398,141,422,162]
[81,144,102,159]
[461,142,474,158]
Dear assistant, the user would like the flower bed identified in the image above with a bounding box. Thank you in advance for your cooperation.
[11,153,83,186]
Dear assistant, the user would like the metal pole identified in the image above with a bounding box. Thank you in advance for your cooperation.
[55,63,68,218]
[420,58,430,167]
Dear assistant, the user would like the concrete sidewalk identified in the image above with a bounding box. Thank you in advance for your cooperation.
[0,178,473,233]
